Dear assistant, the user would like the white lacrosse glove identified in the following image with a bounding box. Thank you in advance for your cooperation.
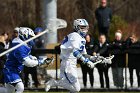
[29,55,38,60]
[81,58,95,69]
[86,60,96,69]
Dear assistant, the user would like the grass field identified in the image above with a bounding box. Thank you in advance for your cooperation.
[24,92,140,93]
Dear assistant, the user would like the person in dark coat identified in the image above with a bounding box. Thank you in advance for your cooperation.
[95,0,112,38]
[24,27,43,88]
[93,34,110,88]
[0,36,6,84]
[126,34,140,88]
[109,30,125,88]
[34,27,44,48]
[80,34,95,88]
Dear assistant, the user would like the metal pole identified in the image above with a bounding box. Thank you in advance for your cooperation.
[42,0,57,46]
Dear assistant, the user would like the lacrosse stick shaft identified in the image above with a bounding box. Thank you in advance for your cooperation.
[0,18,67,57]
[0,30,48,57]
[94,60,102,65]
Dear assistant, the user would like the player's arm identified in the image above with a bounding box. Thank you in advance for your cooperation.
[82,54,97,61]
[73,49,96,68]
[23,55,38,67]
[15,46,53,67]
[82,46,98,62]
[23,55,54,67]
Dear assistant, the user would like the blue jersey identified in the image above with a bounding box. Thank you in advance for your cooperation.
[3,37,31,83]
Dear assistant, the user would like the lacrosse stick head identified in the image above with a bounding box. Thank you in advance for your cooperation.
[47,18,67,31]
[102,55,114,64]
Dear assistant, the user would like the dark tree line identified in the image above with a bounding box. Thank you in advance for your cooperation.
[0,0,140,41]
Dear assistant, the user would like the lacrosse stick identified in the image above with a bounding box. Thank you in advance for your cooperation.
[102,55,114,64]
[0,18,67,57]
[93,55,114,65]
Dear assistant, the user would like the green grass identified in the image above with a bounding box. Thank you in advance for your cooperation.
[24,92,140,93]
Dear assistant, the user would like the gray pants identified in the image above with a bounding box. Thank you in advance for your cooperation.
[112,67,124,88]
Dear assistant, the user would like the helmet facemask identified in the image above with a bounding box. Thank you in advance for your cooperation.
[74,19,89,37]
[76,25,89,37]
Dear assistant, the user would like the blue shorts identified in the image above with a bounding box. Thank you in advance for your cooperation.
[3,68,21,84]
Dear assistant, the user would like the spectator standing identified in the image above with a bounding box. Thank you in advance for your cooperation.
[24,27,42,88]
[34,27,44,48]
[109,30,125,88]
[126,34,140,88]
[0,36,6,85]
[1,32,10,49]
[95,0,112,38]
[80,34,95,88]
[93,34,110,88]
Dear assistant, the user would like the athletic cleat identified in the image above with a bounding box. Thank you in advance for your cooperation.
[45,79,57,92]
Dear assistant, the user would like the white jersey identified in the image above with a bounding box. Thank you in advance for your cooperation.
[60,32,87,66]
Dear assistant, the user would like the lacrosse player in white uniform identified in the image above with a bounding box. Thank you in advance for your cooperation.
[45,19,115,93]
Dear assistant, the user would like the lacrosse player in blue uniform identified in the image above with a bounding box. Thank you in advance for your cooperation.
[0,27,53,93]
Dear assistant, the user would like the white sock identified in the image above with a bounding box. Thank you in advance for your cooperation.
[15,82,24,93]
[6,84,15,93]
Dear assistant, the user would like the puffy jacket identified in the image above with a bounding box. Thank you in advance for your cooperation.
[95,6,112,27]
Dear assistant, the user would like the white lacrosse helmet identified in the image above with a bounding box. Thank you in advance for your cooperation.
[14,27,20,32]
[18,27,35,41]
[73,19,89,37]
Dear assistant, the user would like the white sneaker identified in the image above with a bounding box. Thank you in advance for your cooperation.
[45,79,57,92]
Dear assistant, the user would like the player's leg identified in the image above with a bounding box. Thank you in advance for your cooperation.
[5,82,24,93]
[59,61,80,92]
[57,71,80,92]
[6,83,15,93]
[0,87,7,93]
[45,65,81,92]
[56,77,80,92]
[15,82,24,93]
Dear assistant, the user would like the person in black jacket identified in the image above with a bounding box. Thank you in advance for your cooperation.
[95,0,112,38]
[80,34,95,88]
[126,34,140,88]
[109,30,125,88]
[24,27,43,88]
[93,34,110,88]
[0,36,6,85]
